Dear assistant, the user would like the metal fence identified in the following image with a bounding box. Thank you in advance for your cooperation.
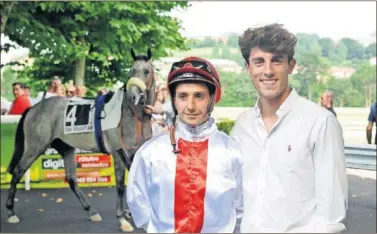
[345,144,376,171]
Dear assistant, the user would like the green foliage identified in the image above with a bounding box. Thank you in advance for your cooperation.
[340,38,365,60]
[1,66,19,100]
[216,119,235,135]
[364,43,376,58]
[3,1,189,93]
[226,33,239,48]
[190,36,217,48]
[216,70,258,107]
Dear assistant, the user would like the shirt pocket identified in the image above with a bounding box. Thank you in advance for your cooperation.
[273,142,314,171]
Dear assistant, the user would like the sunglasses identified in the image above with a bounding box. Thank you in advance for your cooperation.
[170,60,217,80]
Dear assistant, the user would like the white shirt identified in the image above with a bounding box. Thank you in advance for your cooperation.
[127,117,243,233]
[1,96,10,112]
[230,88,348,233]
[34,91,56,104]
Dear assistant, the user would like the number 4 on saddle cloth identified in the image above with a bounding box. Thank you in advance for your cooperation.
[63,89,124,153]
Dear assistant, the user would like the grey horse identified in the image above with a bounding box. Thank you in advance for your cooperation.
[5,48,156,232]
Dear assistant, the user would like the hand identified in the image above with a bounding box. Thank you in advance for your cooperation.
[144,105,154,115]
[144,105,163,114]
[156,120,165,126]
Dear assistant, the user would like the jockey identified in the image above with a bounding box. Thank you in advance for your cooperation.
[126,57,244,233]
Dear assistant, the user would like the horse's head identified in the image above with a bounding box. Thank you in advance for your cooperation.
[125,48,155,106]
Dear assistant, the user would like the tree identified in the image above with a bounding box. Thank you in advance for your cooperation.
[0,1,17,34]
[201,36,217,47]
[350,62,376,107]
[226,33,239,48]
[216,70,258,107]
[295,33,321,54]
[364,43,376,58]
[327,77,353,107]
[340,38,365,60]
[4,1,189,91]
[318,37,335,57]
[329,41,348,65]
[295,40,329,101]
[1,66,19,100]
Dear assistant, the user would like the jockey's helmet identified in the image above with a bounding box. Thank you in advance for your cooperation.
[167,57,222,114]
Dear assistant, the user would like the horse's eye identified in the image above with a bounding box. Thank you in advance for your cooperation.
[144,69,149,75]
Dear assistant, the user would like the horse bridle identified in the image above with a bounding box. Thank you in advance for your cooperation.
[119,62,155,151]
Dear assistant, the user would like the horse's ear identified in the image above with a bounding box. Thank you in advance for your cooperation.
[131,48,136,61]
[147,48,152,61]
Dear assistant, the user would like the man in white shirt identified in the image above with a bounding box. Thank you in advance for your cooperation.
[230,23,348,233]
[35,76,60,103]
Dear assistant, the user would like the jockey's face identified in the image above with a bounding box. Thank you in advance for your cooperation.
[246,47,295,103]
[174,82,211,127]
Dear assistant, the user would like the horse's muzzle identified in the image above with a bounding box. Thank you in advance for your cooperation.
[127,86,145,106]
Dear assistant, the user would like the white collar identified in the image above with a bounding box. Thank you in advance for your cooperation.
[254,87,299,118]
[176,117,217,142]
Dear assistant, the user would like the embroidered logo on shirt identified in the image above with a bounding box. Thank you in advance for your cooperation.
[288,145,292,152]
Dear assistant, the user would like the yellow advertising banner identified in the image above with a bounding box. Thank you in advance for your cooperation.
[1,122,128,189]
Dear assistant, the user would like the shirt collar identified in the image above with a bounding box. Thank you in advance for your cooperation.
[254,87,299,119]
[176,116,217,142]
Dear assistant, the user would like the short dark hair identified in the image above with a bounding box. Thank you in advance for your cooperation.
[239,23,297,64]
[12,82,28,89]
[12,82,22,87]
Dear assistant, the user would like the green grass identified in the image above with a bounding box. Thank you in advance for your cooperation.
[1,123,17,170]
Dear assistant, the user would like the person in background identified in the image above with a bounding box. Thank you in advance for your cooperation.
[128,57,243,233]
[8,82,31,115]
[76,84,87,97]
[231,23,347,233]
[151,90,166,136]
[366,101,377,145]
[97,88,107,96]
[321,90,337,117]
[23,85,37,105]
[66,85,77,97]
[35,76,61,103]
[145,84,175,128]
[54,83,66,97]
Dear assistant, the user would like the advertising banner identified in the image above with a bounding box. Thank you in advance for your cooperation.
[1,118,128,189]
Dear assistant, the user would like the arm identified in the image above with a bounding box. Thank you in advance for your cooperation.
[126,148,151,231]
[229,139,244,233]
[366,105,375,144]
[233,158,243,233]
[366,122,374,144]
[312,115,348,233]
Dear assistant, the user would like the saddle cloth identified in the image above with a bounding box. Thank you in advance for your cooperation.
[63,89,124,135]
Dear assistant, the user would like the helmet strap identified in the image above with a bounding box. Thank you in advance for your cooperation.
[207,93,216,114]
